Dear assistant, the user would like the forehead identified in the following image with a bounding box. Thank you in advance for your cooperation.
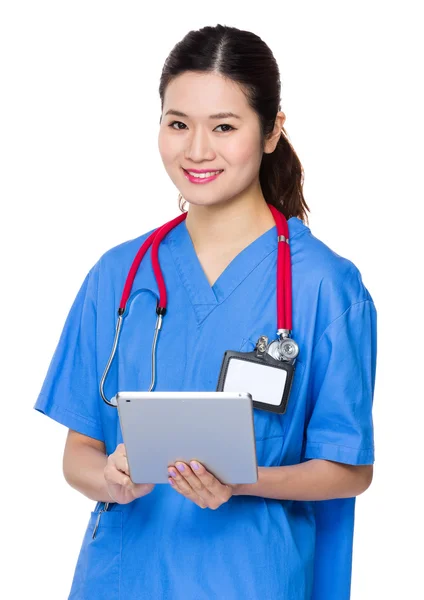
[163,71,250,118]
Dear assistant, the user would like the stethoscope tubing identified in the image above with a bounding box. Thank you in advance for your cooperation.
[267,203,292,332]
[118,213,187,316]
[100,204,293,406]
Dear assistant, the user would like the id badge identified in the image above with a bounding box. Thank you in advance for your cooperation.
[216,336,296,414]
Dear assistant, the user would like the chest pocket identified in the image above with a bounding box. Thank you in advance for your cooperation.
[239,337,305,467]
[69,505,123,600]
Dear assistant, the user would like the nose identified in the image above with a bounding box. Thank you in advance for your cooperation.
[184,127,216,162]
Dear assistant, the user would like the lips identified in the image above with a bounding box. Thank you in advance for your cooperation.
[183,168,223,175]
[182,167,224,184]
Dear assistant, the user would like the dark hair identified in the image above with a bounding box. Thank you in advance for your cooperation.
[159,24,310,225]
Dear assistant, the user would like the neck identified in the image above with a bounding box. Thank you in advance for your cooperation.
[184,190,276,255]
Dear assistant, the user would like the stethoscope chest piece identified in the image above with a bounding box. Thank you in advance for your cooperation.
[257,334,299,363]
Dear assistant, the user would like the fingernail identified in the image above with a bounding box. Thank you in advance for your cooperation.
[176,463,185,472]
[168,468,177,478]
[169,477,175,486]
[190,461,199,470]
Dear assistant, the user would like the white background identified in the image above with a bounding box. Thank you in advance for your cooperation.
[1,1,423,598]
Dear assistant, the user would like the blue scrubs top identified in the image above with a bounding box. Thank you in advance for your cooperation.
[34,216,377,600]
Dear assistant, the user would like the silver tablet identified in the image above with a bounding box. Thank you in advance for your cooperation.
[116,391,258,485]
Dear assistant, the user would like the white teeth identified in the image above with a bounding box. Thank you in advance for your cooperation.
[186,170,222,179]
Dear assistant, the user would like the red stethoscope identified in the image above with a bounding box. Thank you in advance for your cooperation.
[100,202,299,407]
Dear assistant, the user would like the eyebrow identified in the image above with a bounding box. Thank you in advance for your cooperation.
[164,109,242,120]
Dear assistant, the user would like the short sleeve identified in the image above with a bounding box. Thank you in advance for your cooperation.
[33,264,104,441]
[304,300,377,465]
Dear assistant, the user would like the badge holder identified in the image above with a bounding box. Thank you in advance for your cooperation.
[216,334,299,414]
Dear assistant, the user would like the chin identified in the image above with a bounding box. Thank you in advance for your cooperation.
[182,195,232,210]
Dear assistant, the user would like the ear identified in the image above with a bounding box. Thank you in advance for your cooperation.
[264,111,286,154]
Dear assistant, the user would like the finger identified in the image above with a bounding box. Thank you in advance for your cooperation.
[168,466,207,503]
[114,453,130,475]
[173,462,214,501]
[116,443,126,455]
[187,461,232,502]
[132,482,155,496]
[168,476,207,508]
[168,466,197,496]
[105,463,132,488]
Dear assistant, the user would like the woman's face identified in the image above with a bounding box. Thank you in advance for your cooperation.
[158,71,266,209]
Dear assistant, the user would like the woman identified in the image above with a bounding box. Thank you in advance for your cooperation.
[34,24,377,600]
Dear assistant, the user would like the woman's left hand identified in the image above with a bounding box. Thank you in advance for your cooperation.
[167,460,236,509]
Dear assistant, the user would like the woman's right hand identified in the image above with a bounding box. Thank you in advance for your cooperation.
[104,443,155,504]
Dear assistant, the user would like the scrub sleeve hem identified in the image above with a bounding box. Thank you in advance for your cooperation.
[34,401,105,442]
[304,441,375,465]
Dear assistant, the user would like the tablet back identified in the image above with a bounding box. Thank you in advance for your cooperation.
[116,391,258,484]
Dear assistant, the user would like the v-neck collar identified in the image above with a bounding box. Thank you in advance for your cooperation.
[167,216,305,324]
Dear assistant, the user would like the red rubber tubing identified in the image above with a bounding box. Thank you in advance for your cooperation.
[119,204,291,331]
[118,213,187,312]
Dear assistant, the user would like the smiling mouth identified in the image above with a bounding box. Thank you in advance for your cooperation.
[182,168,224,177]
[181,167,224,184]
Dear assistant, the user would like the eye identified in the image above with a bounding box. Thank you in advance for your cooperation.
[215,124,234,132]
[169,121,187,130]
[168,121,235,133]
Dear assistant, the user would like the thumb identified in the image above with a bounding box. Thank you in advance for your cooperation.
[132,482,155,495]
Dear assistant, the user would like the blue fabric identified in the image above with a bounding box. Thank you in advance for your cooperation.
[34,216,377,599]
